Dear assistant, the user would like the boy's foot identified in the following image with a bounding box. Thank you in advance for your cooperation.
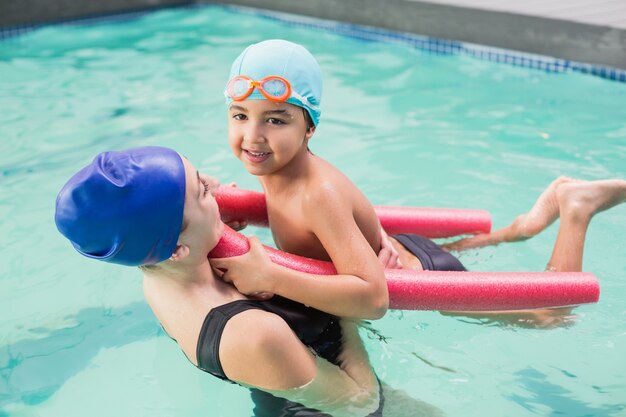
[441,177,626,252]
[442,177,573,251]
[556,179,626,222]
[507,176,574,241]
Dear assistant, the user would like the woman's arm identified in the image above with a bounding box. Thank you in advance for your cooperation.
[219,310,379,416]
[210,186,389,319]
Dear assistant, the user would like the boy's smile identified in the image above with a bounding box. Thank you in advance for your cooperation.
[243,149,272,164]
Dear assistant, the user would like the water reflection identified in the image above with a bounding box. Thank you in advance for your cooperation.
[0,302,159,411]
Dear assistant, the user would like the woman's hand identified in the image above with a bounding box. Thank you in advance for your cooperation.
[224,182,248,231]
[226,219,248,232]
[378,227,402,269]
[209,236,274,299]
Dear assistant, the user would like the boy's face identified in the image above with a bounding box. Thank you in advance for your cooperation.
[227,100,314,176]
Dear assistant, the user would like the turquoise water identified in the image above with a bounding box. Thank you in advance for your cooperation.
[1,5,625,417]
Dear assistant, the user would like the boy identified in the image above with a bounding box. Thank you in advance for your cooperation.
[210,39,626,327]
[211,39,398,319]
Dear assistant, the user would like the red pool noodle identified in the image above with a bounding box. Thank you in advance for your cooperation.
[215,186,492,238]
[209,227,600,311]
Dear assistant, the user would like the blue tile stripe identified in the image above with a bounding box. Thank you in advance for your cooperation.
[1,3,625,83]
[0,24,39,40]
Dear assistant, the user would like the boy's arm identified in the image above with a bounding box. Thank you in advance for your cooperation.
[210,187,388,319]
[219,311,379,417]
[275,185,389,317]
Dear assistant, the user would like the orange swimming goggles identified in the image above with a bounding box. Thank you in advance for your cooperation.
[225,75,319,110]
[226,75,292,102]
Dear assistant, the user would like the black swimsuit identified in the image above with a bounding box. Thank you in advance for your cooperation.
[192,234,460,416]
[393,234,466,271]
[195,295,382,417]
[196,296,342,379]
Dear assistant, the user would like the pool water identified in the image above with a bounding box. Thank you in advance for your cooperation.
[1,5,625,417]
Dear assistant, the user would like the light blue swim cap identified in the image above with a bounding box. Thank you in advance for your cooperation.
[227,39,322,126]
[55,146,186,267]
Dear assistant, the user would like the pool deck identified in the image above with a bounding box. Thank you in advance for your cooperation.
[416,0,626,29]
[1,0,625,70]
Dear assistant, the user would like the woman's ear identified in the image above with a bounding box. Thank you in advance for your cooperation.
[170,244,190,262]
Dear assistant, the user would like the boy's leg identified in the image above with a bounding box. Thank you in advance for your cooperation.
[441,179,626,328]
[546,179,626,272]
[442,176,572,251]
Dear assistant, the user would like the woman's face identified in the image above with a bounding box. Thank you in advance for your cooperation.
[178,157,224,256]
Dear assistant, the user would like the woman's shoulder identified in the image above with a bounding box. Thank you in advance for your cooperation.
[220,308,296,356]
[219,309,317,389]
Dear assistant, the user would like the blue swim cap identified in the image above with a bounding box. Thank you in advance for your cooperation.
[227,39,322,126]
[55,146,186,267]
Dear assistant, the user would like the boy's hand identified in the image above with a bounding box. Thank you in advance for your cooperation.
[224,182,248,231]
[209,236,274,298]
[378,227,402,269]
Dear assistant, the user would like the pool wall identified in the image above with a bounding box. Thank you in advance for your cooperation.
[0,0,191,28]
[1,0,625,73]
[216,0,626,71]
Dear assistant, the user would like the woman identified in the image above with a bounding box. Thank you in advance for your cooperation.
[54,146,383,417]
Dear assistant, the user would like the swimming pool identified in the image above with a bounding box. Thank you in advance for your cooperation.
[1,4,625,416]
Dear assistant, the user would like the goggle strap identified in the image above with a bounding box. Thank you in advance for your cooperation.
[291,91,320,112]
